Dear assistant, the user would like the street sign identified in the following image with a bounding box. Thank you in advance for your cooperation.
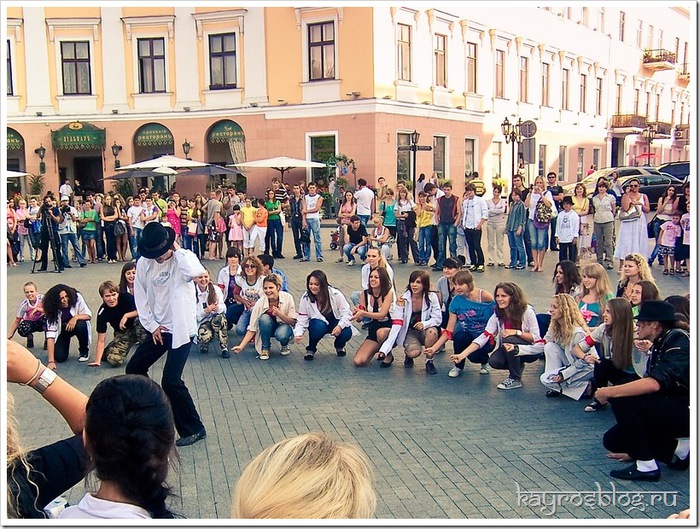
[397,146,410,151]
[520,120,537,138]
[521,138,536,164]
[416,145,432,151]
[397,145,432,151]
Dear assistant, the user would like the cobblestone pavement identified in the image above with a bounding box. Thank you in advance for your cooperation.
[6,228,691,520]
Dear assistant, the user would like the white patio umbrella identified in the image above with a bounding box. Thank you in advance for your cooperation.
[5,170,30,179]
[233,155,327,182]
[119,155,207,171]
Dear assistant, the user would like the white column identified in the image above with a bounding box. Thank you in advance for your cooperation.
[174,6,202,109]
[101,7,129,113]
[242,8,268,105]
[23,7,55,115]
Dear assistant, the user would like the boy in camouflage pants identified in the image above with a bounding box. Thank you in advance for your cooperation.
[89,280,147,367]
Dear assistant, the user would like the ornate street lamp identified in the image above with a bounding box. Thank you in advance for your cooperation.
[34,143,46,174]
[501,117,523,189]
[182,139,192,159]
[111,141,123,169]
[642,124,656,164]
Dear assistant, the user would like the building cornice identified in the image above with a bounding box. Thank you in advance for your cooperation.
[45,17,101,43]
[191,9,247,39]
[121,15,175,41]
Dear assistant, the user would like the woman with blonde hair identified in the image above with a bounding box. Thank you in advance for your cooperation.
[539,294,593,400]
[571,183,592,262]
[231,432,376,519]
[576,263,614,327]
[616,253,655,302]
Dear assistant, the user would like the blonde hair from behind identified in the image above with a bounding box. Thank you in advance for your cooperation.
[232,432,376,519]
[7,392,38,518]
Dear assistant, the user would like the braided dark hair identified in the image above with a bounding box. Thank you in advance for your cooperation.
[85,375,177,518]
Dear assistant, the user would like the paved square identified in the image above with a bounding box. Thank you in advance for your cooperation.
[6,228,691,519]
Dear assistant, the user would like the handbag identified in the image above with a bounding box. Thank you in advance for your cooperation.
[188,221,198,236]
[646,213,658,238]
[619,204,642,222]
[114,220,127,236]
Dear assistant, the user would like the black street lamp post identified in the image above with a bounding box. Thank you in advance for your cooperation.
[642,124,656,165]
[398,130,432,200]
[501,117,523,189]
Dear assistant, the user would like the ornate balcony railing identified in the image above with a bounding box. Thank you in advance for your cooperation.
[642,49,676,70]
[646,121,673,137]
[610,114,647,129]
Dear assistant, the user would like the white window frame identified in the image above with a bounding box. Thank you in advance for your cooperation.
[305,130,338,180]
[130,30,171,95]
[432,134,448,180]
[300,15,339,84]
[54,36,96,97]
[464,137,478,179]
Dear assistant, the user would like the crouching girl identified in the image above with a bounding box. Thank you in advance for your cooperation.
[195,270,229,358]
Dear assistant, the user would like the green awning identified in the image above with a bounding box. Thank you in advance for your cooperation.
[134,123,173,147]
[208,120,245,143]
[7,128,23,150]
[51,121,106,150]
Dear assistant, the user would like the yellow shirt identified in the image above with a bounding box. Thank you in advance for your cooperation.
[241,206,256,229]
[417,207,434,228]
[572,196,589,216]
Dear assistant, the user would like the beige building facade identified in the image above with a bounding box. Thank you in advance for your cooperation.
[4,5,694,199]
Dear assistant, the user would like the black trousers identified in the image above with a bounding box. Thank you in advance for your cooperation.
[397,222,419,263]
[464,228,485,266]
[430,225,439,263]
[592,358,639,392]
[603,394,689,462]
[558,242,577,263]
[488,345,539,380]
[54,320,90,362]
[38,228,64,270]
[291,217,303,256]
[125,332,204,438]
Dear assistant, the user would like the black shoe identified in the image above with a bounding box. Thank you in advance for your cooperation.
[175,428,207,447]
[361,322,370,330]
[80,263,87,267]
[26,336,34,349]
[38,268,47,272]
[275,254,285,259]
[545,389,562,398]
[667,454,690,471]
[304,353,315,361]
[425,361,437,375]
[404,356,414,368]
[293,254,302,259]
[221,349,231,359]
[379,353,394,368]
[609,463,660,482]
[199,343,209,354]
[63,264,72,269]
[336,348,346,357]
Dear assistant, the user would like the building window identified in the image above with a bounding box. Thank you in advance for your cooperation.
[308,22,335,81]
[561,68,570,110]
[618,11,625,42]
[433,136,446,179]
[397,24,412,81]
[434,34,447,87]
[579,74,587,113]
[397,133,410,182]
[581,7,589,27]
[492,142,502,179]
[615,83,622,114]
[637,20,643,48]
[558,146,567,180]
[465,138,475,178]
[209,33,237,89]
[645,91,650,118]
[577,148,585,181]
[495,49,505,98]
[538,144,546,177]
[680,102,685,125]
[61,41,91,95]
[310,135,336,181]
[138,38,166,93]
[466,42,477,93]
[6,40,12,96]
[598,8,605,33]
[647,25,654,49]
[675,37,680,62]
[519,57,528,102]
[593,148,600,170]
[595,77,603,116]
[670,102,676,126]
[634,89,640,115]
[655,93,660,121]
[541,63,550,106]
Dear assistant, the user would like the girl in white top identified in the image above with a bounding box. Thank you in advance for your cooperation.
[486,184,508,266]
[194,270,228,357]
[367,214,392,261]
[524,175,555,272]
[294,270,358,360]
[449,282,543,390]
[539,294,594,400]
[233,255,265,336]
[350,246,395,308]
[233,274,297,360]
[59,375,176,519]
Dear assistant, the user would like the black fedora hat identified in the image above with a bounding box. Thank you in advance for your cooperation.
[635,300,676,323]
[139,222,176,259]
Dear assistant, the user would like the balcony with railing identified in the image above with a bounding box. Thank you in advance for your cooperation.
[646,121,673,138]
[674,123,690,144]
[678,62,690,80]
[642,49,676,71]
[610,114,647,131]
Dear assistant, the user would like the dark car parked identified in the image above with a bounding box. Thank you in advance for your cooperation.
[657,161,690,182]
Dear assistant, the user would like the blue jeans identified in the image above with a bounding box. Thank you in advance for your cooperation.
[96,223,105,259]
[60,232,86,266]
[528,222,549,251]
[235,308,253,336]
[453,331,493,367]
[523,219,533,263]
[129,232,138,260]
[266,218,284,256]
[418,226,432,263]
[436,222,457,268]
[182,230,192,251]
[344,242,367,262]
[649,218,664,263]
[304,218,323,260]
[226,303,244,330]
[307,318,352,353]
[257,314,293,349]
[358,215,370,227]
[507,230,526,267]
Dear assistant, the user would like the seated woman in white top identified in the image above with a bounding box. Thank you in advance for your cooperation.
[59,375,176,519]
[194,270,228,358]
[539,294,594,400]
[232,274,297,361]
[294,270,359,360]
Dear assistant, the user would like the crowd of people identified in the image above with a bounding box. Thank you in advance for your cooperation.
[5,172,691,519]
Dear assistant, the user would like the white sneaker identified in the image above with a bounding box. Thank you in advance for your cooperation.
[78,354,89,362]
[347,260,356,266]
[479,364,489,375]
[448,366,464,378]
[497,378,522,390]
[259,349,270,360]
[280,345,291,356]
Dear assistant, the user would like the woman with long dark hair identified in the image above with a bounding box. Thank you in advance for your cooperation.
[59,375,177,519]
[294,270,357,360]
[100,194,118,264]
[119,261,136,296]
[43,284,93,369]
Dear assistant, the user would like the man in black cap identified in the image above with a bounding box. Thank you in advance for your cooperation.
[596,300,689,481]
[125,222,207,446]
